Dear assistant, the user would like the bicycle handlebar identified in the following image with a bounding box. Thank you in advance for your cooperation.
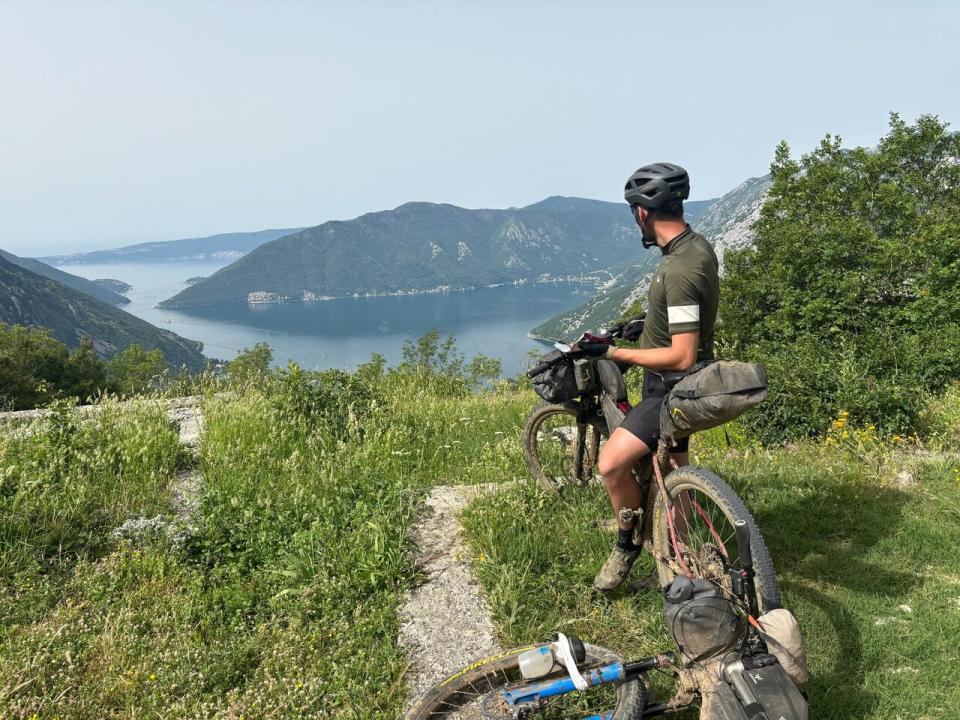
[734,520,753,571]
[526,314,645,378]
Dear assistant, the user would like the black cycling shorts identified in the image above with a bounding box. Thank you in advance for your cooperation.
[619,370,689,453]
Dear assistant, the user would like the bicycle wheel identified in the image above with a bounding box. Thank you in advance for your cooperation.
[406,642,645,719]
[651,466,781,614]
[522,403,606,492]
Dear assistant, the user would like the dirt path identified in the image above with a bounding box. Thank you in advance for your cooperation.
[400,483,503,711]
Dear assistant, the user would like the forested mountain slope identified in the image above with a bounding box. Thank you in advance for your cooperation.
[531,176,772,340]
[160,197,715,308]
[0,255,205,369]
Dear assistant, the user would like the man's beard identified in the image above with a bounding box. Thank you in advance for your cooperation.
[637,214,657,249]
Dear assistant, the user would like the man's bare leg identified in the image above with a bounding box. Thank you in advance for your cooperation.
[597,427,652,529]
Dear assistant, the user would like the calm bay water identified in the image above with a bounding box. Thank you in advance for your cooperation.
[65,262,593,376]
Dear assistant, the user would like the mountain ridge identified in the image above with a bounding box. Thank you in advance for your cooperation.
[0,249,130,306]
[41,227,306,266]
[0,254,206,370]
[159,196,716,308]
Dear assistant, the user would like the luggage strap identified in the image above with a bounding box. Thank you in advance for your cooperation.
[556,633,588,690]
[671,383,767,400]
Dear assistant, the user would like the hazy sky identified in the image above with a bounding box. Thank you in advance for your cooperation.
[2,1,958,255]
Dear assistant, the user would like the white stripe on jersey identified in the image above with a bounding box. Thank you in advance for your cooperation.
[667,305,700,324]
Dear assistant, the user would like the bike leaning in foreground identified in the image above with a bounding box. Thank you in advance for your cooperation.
[406,523,810,719]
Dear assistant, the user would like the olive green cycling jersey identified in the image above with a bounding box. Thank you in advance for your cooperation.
[639,226,720,363]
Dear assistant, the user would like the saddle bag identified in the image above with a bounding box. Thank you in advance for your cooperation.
[660,360,768,446]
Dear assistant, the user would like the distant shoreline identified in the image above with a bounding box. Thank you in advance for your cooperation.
[159,274,604,309]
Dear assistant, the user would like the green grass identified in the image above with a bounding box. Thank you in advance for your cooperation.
[460,426,960,719]
[2,371,958,718]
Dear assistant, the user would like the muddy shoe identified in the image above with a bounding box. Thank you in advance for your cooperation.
[593,545,642,592]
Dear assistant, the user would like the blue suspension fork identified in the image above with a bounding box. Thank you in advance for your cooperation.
[501,662,626,705]
[500,653,673,717]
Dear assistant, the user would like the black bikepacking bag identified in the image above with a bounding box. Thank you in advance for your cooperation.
[530,350,581,403]
[660,360,767,445]
[595,359,631,435]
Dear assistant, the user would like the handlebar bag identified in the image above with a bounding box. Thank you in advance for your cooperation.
[530,350,581,403]
[659,360,767,446]
[663,576,745,662]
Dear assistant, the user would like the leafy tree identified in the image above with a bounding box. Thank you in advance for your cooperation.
[401,329,464,377]
[0,325,113,409]
[63,338,107,402]
[107,345,165,397]
[466,354,502,387]
[0,324,70,409]
[227,342,273,385]
[720,114,960,441]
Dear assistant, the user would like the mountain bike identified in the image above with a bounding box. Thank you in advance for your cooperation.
[522,323,781,611]
[406,523,808,719]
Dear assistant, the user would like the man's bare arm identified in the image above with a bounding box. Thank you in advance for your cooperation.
[608,331,698,371]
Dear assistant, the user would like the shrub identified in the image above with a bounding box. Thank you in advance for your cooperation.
[0,324,109,409]
[720,114,960,441]
[106,344,166,396]
[227,341,273,385]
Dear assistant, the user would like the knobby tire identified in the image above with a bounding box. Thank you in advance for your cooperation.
[522,402,606,492]
[651,465,782,614]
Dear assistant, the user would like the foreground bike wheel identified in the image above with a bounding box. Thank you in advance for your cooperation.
[652,466,782,614]
[522,403,606,492]
[406,643,645,719]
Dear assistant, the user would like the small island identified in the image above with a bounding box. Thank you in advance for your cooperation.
[92,278,132,294]
[185,276,207,285]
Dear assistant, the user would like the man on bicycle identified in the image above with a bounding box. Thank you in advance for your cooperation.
[577,163,720,591]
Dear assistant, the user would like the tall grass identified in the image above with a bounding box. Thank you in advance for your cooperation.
[0,400,182,625]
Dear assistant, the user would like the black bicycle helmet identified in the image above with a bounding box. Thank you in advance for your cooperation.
[624,163,690,212]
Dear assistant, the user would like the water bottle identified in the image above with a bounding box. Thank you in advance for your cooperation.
[518,645,555,679]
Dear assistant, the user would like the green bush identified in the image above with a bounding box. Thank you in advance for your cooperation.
[227,341,273,385]
[107,344,166,396]
[918,381,960,449]
[0,324,109,409]
[720,114,960,441]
